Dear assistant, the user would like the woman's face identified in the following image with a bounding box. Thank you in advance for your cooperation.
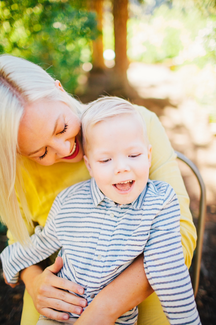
[18,100,83,166]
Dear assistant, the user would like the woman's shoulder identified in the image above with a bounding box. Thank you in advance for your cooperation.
[20,157,89,186]
[17,158,90,225]
[58,179,91,202]
[133,104,157,121]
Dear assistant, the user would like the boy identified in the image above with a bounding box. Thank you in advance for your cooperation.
[1,97,201,325]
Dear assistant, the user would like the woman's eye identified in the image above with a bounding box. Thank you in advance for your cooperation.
[39,147,48,160]
[59,123,68,134]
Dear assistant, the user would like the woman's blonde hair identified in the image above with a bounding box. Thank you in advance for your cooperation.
[82,96,149,153]
[0,55,82,244]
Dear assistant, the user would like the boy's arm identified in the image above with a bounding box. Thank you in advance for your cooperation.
[1,197,62,284]
[136,105,197,268]
[1,219,60,284]
[144,184,200,325]
[74,254,153,325]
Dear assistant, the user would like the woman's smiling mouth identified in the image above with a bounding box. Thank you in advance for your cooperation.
[63,139,79,160]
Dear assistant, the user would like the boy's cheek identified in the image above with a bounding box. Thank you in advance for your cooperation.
[83,155,93,177]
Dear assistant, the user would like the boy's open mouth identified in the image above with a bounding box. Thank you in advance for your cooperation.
[113,180,134,192]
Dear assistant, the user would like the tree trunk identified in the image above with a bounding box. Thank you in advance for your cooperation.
[112,0,128,83]
[89,0,105,70]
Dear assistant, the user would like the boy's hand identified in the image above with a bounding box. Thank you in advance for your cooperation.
[3,272,20,288]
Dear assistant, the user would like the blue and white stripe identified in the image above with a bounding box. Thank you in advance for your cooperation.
[1,179,201,325]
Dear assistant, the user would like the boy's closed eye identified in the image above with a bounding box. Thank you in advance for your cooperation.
[99,159,111,163]
[129,154,141,158]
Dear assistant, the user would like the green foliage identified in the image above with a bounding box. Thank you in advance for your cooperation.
[175,0,216,16]
[202,19,216,63]
[0,0,98,91]
[128,6,186,64]
[128,3,215,67]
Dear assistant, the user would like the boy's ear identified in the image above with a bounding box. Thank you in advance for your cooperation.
[84,155,93,177]
[55,80,65,92]
[148,145,152,167]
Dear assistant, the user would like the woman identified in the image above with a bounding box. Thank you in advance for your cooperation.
[0,54,196,325]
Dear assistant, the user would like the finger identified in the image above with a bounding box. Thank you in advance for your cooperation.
[38,285,87,309]
[40,307,70,322]
[46,257,84,295]
[38,296,84,318]
[47,256,63,274]
[46,297,84,315]
[54,277,84,296]
[44,271,84,296]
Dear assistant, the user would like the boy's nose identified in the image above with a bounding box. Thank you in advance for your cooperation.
[115,159,130,174]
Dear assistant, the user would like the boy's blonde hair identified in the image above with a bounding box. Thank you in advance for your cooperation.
[0,55,82,244]
[82,96,149,153]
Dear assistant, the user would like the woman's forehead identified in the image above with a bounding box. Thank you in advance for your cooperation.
[18,100,64,152]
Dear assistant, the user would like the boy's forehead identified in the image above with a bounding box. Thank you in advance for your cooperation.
[90,112,144,130]
[86,113,148,145]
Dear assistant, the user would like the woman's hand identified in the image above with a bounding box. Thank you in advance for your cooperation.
[20,257,87,322]
[74,254,153,325]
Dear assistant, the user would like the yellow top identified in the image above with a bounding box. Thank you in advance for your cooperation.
[8,105,196,269]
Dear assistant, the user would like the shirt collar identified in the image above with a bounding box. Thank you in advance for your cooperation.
[90,178,149,209]
[90,178,105,206]
[132,183,148,209]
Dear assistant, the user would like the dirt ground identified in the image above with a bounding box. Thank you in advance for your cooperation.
[0,62,216,324]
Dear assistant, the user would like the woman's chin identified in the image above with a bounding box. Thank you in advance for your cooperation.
[61,150,84,163]
[63,155,83,163]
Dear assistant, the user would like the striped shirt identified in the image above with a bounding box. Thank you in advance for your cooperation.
[1,179,201,325]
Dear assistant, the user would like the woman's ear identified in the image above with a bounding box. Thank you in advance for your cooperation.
[55,80,65,92]
[84,155,93,177]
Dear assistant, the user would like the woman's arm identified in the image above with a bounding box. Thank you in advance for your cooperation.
[20,257,87,322]
[74,255,153,325]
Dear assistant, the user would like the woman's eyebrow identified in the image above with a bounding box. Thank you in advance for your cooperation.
[28,147,44,156]
[28,115,61,156]
[52,115,61,136]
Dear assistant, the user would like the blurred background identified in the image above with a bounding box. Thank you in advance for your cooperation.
[0,0,216,324]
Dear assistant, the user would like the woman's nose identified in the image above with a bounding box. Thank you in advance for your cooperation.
[52,139,71,157]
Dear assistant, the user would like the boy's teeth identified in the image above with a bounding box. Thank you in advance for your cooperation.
[115,180,133,191]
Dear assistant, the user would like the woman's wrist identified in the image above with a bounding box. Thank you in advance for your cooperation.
[20,264,43,297]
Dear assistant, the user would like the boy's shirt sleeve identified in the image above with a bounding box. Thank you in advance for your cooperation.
[1,195,62,284]
[143,184,201,325]
[135,104,197,268]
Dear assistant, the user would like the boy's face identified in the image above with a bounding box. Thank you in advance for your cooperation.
[84,113,152,205]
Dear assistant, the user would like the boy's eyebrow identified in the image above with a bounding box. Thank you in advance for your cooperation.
[28,115,61,156]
